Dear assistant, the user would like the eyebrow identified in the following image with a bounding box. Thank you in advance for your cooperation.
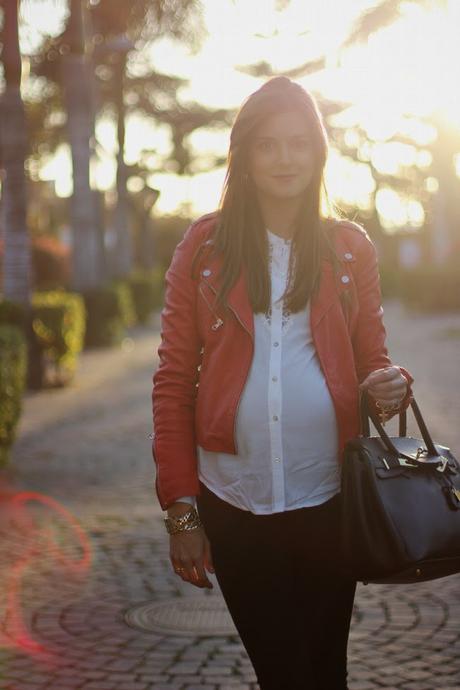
[254,134,310,141]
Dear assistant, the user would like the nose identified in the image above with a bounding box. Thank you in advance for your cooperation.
[277,142,293,166]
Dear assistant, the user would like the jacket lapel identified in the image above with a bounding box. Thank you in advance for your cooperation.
[203,248,347,337]
[201,255,254,338]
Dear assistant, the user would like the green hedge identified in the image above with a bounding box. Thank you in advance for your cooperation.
[0,300,26,329]
[32,291,86,385]
[84,281,136,347]
[127,269,164,324]
[0,325,27,466]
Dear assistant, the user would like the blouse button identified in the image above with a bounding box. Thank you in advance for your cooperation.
[341,275,350,284]
[202,269,212,277]
[273,341,279,347]
[272,376,278,382]
[272,415,279,421]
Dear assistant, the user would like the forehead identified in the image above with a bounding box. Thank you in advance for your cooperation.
[253,110,310,138]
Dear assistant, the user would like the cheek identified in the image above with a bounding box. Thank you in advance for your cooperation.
[248,153,271,178]
[297,149,315,170]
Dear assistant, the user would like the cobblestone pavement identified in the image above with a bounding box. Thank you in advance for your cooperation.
[1,301,459,690]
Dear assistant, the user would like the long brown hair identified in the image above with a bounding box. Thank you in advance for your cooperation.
[207,76,345,313]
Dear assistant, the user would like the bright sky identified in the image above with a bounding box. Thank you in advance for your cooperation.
[21,0,460,229]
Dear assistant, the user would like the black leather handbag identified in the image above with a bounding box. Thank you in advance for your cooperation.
[341,390,460,584]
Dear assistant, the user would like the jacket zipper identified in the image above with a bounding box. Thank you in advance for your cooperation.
[198,283,224,330]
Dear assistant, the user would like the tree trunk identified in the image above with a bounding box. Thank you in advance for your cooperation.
[111,52,132,278]
[428,112,460,265]
[1,0,30,306]
[62,0,102,291]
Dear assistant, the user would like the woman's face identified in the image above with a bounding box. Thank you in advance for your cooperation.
[247,110,315,204]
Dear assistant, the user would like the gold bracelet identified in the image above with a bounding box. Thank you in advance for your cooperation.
[164,507,202,535]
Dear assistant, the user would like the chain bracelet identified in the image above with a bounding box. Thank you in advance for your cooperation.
[164,507,203,535]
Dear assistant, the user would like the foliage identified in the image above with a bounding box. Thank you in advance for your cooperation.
[154,214,193,270]
[127,268,165,324]
[0,236,71,291]
[0,300,27,329]
[0,326,27,466]
[26,0,222,176]
[32,291,86,385]
[32,235,71,289]
[114,280,137,328]
[84,281,136,347]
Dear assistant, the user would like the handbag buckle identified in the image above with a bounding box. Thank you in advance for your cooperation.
[398,457,419,468]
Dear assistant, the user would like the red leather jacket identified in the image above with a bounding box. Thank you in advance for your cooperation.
[152,212,414,509]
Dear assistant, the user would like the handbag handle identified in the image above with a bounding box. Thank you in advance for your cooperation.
[359,389,438,457]
[359,389,407,439]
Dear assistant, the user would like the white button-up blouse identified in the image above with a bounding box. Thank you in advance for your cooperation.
[180,228,341,514]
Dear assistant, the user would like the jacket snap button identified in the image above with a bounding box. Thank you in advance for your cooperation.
[202,269,212,277]
[341,275,350,284]
[344,252,353,260]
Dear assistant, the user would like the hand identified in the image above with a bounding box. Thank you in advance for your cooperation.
[359,366,408,408]
[170,527,214,589]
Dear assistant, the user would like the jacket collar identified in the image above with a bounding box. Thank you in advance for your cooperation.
[200,232,353,335]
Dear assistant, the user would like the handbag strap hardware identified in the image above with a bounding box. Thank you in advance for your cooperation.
[442,484,460,510]
[360,389,438,457]
[435,456,449,473]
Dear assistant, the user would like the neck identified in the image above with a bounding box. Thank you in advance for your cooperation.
[256,195,303,240]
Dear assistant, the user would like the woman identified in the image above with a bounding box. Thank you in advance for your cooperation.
[152,76,413,690]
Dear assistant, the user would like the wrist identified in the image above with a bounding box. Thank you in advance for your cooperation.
[164,505,202,535]
[167,499,196,518]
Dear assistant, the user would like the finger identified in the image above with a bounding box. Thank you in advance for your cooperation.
[192,562,213,589]
[367,369,399,386]
[369,385,405,400]
[368,375,406,392]
[174,557,196,583]
[370,387,407,403]
[359,371,390,389]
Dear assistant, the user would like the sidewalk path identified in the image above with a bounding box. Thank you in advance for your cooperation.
[1,301,459,690]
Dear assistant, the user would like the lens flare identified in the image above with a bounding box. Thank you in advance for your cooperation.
[0,483,92,667]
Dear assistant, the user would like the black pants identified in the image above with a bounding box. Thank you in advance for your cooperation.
[197,482,357,690]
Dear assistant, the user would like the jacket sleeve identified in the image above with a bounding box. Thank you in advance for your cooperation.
[152,224,203,510]
[351,230,414,420]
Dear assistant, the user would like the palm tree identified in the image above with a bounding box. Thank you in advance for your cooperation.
[29,0,213,280]
[342,0,459,264]
[61,0,103,291]
[239,0,459,264]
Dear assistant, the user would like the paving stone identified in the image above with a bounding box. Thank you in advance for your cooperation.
[202,667,233,676]
[3,308,460,689]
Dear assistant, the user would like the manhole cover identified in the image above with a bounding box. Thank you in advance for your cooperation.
[123,595,238,637]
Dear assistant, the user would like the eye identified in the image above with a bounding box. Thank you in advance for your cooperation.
[256,140,275,152]
[293,137,310,149]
